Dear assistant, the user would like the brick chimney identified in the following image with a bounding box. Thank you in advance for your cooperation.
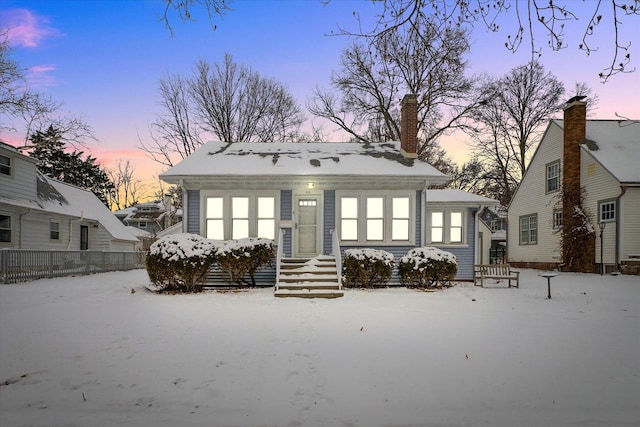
[562,99,587,201]
[562,98,589,270]
[400,94,418,158]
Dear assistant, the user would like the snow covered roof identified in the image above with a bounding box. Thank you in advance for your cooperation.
[553,119,640,184]
[426,189,499,205]
[43,176,137,242]
[12,172,137,242]
[160,141,449,183]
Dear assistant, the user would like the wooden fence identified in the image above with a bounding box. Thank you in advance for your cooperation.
[0,249,146,284]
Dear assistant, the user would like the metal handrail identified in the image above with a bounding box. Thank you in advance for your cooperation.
[275,228,285,291]
[330,229,342,290]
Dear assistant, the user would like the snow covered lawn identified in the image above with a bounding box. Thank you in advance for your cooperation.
[1,269,638,427]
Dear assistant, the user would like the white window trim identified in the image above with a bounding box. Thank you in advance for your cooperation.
[599,200,616,223]
[0,213,12,244]
[427,209,467,246]
[546,160,560,194]
[0,154,12,177]
[50,220,61,241]
[336,191,415,246]
[519,213,538,245]
[202,191,280,241]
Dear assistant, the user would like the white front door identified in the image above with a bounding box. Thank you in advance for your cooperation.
[295,196,320,257]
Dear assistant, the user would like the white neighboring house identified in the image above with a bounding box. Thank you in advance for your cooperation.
[0,142,138,251]
[507,99,640,273]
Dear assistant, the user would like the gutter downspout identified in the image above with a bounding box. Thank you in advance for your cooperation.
[615,185,627,272]
[474,206,482,265]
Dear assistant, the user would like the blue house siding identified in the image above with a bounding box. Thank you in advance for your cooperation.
[323,190,336,255]
[187,190,200,234]
[415,190,422,246]
[280,190,292,257]
[431,208,477,280]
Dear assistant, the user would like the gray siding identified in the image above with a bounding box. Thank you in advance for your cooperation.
[187,190,200,234]
[0,147,38,202]
[323,190,336,255]
[280,190,292,257]
[206,264,276,287]
[415,190,422,246]
[431,210,477,280]
[280,190,292,220]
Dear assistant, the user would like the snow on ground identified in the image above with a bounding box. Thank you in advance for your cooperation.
[1,269,638,427]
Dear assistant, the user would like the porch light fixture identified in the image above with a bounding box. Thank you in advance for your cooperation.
[307,182,314,189]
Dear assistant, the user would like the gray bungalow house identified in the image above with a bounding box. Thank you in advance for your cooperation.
[160,95,498,286]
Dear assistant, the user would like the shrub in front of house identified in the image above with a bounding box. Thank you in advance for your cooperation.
[146,233,217,293]
[213,238,275,286]
[342,248,395,288]
[398,247,457,288]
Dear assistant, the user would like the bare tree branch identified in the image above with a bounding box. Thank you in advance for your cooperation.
[331,0,639,82]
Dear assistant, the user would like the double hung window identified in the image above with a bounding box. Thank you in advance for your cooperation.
[520,214,538,245]
[0,215,11,243]
[338,193,413,244]
[546,161,560,193]
[205,194,276,240]
[50,221,60,240]
[429,211,464,244]
[0,155,10,176]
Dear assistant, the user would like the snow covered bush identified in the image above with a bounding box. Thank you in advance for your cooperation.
[213,238,275,286]
[342,248,395,288]
[398,247,457,288]
[146,233,218,293]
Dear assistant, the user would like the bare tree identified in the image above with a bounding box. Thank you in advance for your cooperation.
[190,54,304,143]
[469,61,565,203]
[107,159,146,211]
[333,0,639,82]
[140,73,202,167]
[1,31,95,148]
[141,54,305,168]
[308,15,491,164]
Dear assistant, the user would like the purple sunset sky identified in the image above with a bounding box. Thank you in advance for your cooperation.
[1,0,639,197]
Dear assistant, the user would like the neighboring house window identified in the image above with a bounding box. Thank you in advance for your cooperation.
[337,193,414,244]
[0,154,10,176]
[430,211,464,244]
[0,215,11,243]
[520,214,538,245]
[546,161,560,193]
[50,221,60,240]
[204,194,277,240]
[206,197,224,240]
[139,221,147,228]
[340,197,359,241]
[599,200,616,223]
[553,209,563,229]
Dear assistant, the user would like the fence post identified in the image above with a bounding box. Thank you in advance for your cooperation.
[1,249,6,284]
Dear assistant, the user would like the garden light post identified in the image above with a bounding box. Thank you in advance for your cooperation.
[599,221,606,275]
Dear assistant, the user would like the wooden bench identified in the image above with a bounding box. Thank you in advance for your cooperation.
[474,264,520,288]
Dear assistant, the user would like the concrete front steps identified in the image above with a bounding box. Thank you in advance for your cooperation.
[274,255,344,298]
